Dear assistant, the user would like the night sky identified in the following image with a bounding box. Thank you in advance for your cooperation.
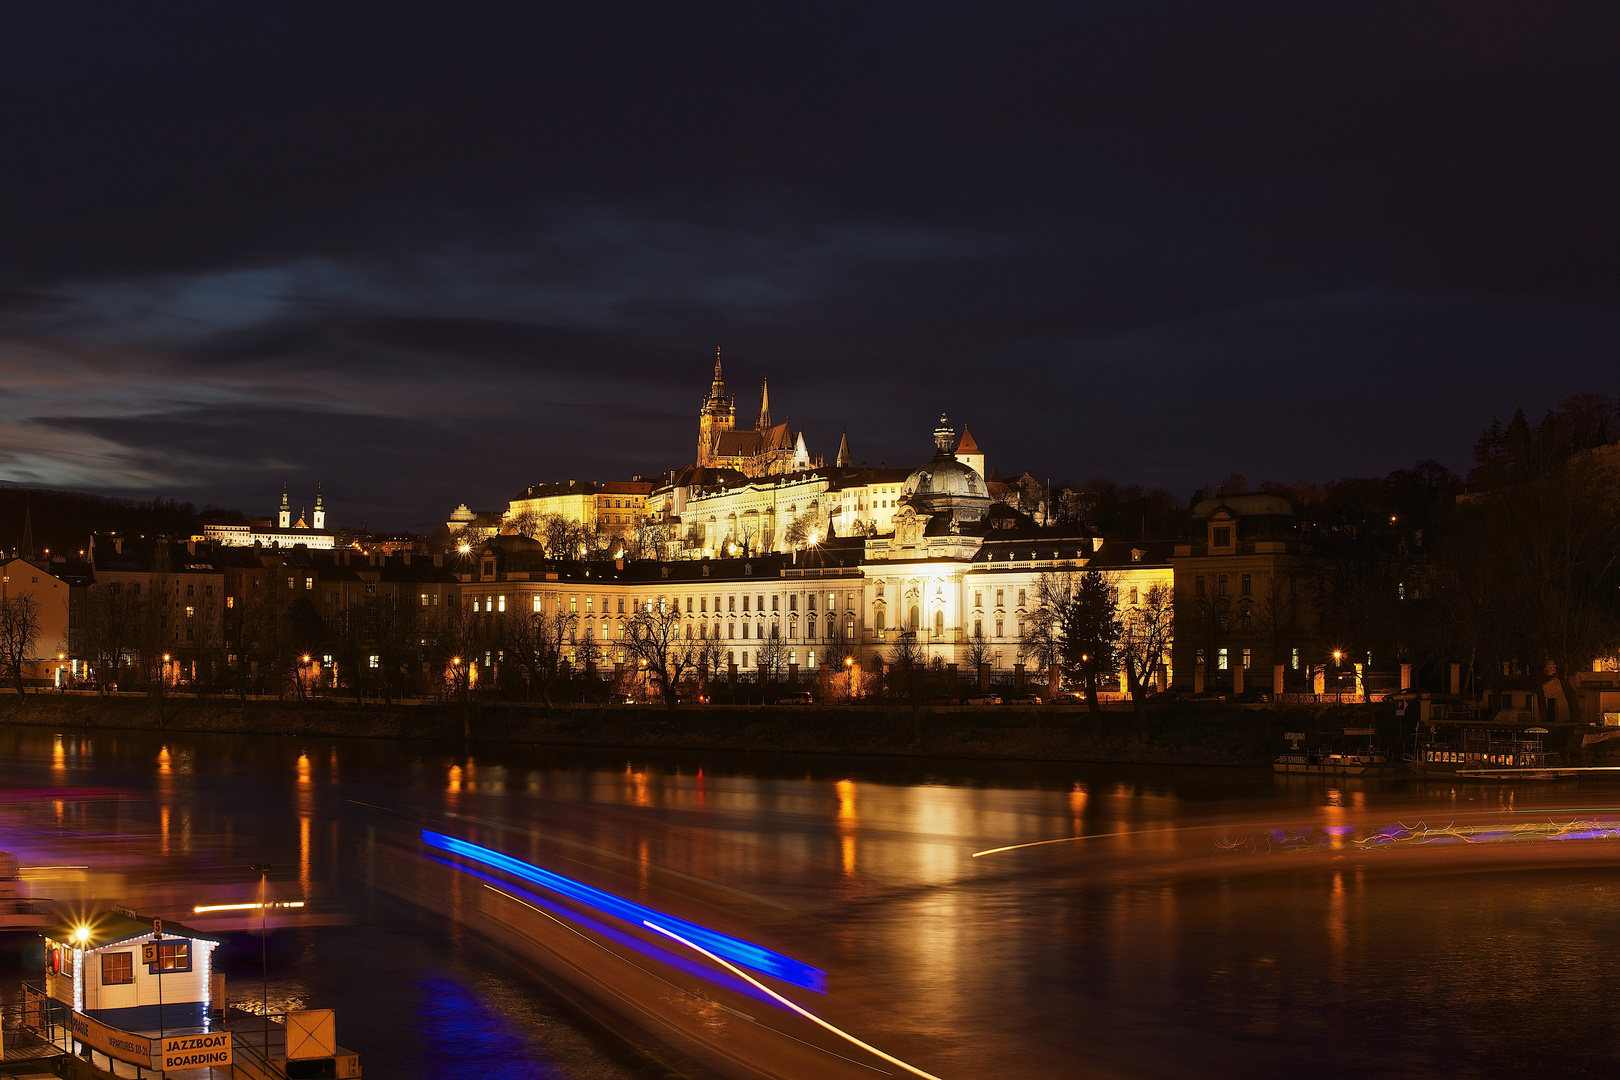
[2,3,1615,530]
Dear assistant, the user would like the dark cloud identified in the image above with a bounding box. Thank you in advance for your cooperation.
[0,2,1616,526]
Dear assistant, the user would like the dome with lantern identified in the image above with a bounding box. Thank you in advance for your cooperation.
[900,413,991,524]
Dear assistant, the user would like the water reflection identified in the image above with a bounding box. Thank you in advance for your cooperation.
[5,727,1620,1078]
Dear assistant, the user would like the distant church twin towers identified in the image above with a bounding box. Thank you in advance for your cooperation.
[278,483,326,530]
[695,348,816,477]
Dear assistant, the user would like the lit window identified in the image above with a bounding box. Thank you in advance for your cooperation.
[1242,648,1251,669]
[1218,648,1229,670]
[532,595,542,612]
[226,596,235,609]
[498,596,507,612]
[154,941,190,972]
[101,952,134,985]
[369,655,380,669]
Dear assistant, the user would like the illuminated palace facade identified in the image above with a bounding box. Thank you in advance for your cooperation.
[459,413,1173,683]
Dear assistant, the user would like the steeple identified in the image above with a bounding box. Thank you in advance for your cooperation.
[313,483,326,530]
[758,379,771,431]
[933,412,956,455]
[279,483,291,529]
[20,497,34,560]
[709,346,726,403]
[836,429,852,468]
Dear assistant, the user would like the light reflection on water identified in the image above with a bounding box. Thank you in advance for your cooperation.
[3,727,1620,1078]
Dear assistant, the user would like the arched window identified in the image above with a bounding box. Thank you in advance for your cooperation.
[974,618,982,637]
[934,610,944,636]
[825,614,836,639]
[845,614,856,639]
[875,608,885,631]
[789,614,798,639]
[909,605,920,630]
[807,618,817,641]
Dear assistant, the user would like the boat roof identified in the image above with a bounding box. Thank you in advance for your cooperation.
[43,910,224,949]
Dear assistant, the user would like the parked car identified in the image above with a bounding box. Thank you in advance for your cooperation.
[965,692,1003,706]
[779,691,815,705]
[1376,687,1425,702]
[1186,691,1227,703]
[926,695,961,706]
[1009,694,1044,705]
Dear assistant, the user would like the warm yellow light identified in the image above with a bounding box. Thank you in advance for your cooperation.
[457,542,472,554]
[844,657,853,667]
[74,925,90,944]
[162,653,170,662]
[302,654,311,663]
[451,657,461,666]
[192,901,305,913]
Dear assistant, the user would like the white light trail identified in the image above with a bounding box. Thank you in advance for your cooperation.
[643,919,946,1080]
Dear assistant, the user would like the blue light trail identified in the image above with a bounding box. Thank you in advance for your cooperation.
[420,829,829,993]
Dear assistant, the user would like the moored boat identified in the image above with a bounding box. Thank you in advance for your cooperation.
[1409,721,1577,780]
[1274,728,1399,775]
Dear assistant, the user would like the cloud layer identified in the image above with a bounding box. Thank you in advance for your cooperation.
[1,3,1616,528]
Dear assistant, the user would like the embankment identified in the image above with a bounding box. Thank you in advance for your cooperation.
[0,692,1395,767]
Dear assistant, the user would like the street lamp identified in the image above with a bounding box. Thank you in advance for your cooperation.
[250,863,272,1055]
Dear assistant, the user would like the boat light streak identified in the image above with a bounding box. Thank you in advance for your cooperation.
[192,902,306,913]
[644,919,945,1080]
[972,824,1216,858]
[422,829,827,993]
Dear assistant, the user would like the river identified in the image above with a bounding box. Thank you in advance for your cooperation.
[3,724,1619,1078]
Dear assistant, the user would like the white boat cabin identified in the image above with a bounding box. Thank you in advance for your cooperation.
[43,909,223,1030]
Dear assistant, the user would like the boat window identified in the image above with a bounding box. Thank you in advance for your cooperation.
[153,941,190,972]
[101,952,134,985]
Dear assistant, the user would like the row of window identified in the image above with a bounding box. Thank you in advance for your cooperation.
[1193,573,1253,598]
[96,941,191,984]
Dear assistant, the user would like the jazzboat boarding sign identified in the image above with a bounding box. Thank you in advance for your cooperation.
[159,1031,233,1070]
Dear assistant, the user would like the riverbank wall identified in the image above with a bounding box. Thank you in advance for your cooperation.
[0,692,1397,767]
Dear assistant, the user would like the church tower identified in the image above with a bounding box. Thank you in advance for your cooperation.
[836,429,852,468]
[757,379,771,432]
[697,347,736,467]
[313,484,326,530]
[279,483,291,529]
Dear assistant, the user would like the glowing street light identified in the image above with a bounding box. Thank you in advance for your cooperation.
[74,925,90,944]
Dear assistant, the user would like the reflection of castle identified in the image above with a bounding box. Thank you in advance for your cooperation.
[696,349,815,477]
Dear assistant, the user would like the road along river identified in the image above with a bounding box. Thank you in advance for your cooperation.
[3,724,1620,1078]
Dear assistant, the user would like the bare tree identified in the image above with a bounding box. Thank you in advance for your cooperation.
[1119,582,1174,723]
[0,594,43,696]
[81,584,141,693]
[623,597,698,709]
[962,625,993,674]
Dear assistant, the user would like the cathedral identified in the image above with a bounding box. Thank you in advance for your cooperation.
[695,350,815,477]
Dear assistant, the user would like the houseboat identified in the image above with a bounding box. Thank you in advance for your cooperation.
[1410,721,1577,780]
[21,908,361,1078]
[1274,728,1398,775]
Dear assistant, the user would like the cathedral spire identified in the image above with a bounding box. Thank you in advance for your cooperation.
[709,346,726,401]
[20,497,34,560]
[758,379,771,431]
[836,429,851,468]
